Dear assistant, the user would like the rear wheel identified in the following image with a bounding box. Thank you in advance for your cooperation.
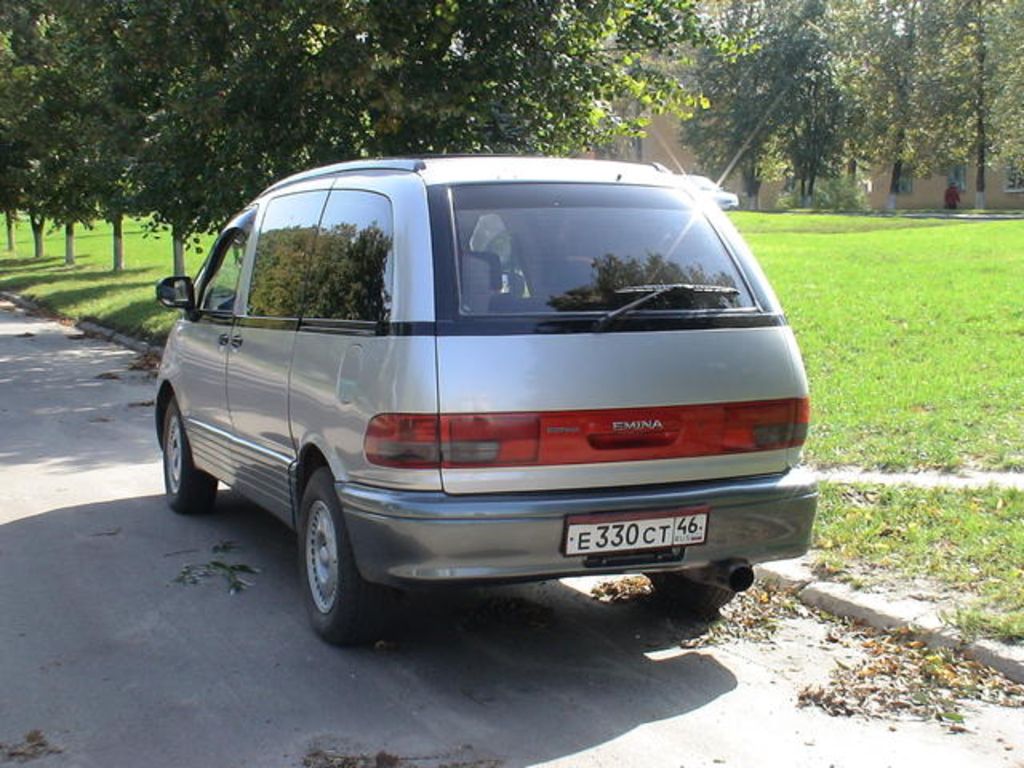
[299,468,392,645]
[646,571,736,620]
[162,399,217,515]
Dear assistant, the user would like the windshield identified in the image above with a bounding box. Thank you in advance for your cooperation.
[447,183,754,317]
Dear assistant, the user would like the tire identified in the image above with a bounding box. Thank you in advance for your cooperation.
[298,467,392,645]
[162,399,218,515]
[646,571,736,620]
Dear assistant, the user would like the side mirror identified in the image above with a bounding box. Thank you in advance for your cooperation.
[156,276,196,315]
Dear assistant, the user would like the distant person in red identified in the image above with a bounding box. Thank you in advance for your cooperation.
[944,181,961,210]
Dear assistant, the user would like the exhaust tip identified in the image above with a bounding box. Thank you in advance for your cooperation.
[728,564,755,593]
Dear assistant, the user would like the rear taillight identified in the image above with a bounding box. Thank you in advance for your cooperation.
[364,398,809,469]
[443,414,540,466]
[364,414,440,468]
[722,398,810,451]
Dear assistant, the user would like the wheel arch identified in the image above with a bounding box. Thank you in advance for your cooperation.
[291,442,333,527]
[155,381,176,447]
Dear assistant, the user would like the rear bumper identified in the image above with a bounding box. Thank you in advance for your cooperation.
[339,469,817,586]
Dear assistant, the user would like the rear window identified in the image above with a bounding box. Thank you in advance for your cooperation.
[444,183,755,319]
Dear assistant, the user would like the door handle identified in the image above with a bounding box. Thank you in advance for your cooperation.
[218,333,230,347]
[229,335,244,349]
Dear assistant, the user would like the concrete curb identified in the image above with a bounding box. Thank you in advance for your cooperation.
[816,467,1024,490]
[0,290,163,358]
[756,557,1024,684]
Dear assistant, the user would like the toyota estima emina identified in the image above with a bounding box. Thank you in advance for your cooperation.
[155,156,817,644]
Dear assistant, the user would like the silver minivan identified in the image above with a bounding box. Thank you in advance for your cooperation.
[156,156,816,644]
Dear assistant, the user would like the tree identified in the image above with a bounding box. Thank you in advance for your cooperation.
[946,0,1013,209]
[680,0,845,209]
[0,3,101,262]
[990,0,1024,160]
[54,1,146,272]
[0,29,27,252]
[773,0,847,205]
[835,0,968,209]
[93,0,710,273]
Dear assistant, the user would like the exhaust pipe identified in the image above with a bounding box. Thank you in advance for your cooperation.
[682,559,755,593]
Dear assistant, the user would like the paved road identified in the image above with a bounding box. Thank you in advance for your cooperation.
[1,301,1021,768]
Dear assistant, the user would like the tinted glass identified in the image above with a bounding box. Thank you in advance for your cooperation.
[449,184,753,316]
[247,191,327,317]
[200,229,247,313]
[302,190,393,322]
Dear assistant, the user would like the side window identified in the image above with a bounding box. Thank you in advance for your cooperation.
[247,191,327,318]
[200,229,247,313]
[302,190,394,323]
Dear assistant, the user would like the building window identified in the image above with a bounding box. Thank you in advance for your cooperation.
[895,170,913,195]
[948,165,966,191]
[1006,162,1024,193]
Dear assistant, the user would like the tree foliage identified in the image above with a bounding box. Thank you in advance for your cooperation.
[680,0,1022,209]
[0,1,711,267]
[680,0,846,207]
[990,0,1024,159]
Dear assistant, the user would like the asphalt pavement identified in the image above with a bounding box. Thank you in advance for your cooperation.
[1,300,1021,768]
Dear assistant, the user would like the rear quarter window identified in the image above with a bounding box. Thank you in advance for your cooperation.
[301,190,394,323]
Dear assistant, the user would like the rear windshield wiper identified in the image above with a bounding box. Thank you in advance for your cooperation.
[592,283,740,333]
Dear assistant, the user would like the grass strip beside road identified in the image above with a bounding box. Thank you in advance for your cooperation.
[0,220,211,343]
[815,482,1024,642]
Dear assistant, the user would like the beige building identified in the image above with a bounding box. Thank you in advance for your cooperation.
[863,164,1024,211]
[629,114,1024,211]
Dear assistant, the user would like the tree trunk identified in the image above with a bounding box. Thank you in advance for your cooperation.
[886,160,903,211]
[64,223,75,266]
[31,216,45,259]
[112,215,125,272]
[4,211,14,252]
[974,85,987,209]
[742,166,761,210]
[973,0,988,211]
[172,230,186,276]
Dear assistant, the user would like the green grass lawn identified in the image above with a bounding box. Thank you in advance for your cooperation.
[732,213,1024,472]
[0,220,212,342]
[816,482,1024,642]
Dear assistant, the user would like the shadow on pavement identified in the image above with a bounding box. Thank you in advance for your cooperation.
[0,490,737,768]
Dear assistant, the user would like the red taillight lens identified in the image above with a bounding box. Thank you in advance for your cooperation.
[363,398,809,469]
[442,414,540,466]
[364,414,440,468]
[722,398,810,452]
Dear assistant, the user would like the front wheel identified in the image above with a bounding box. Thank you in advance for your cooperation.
[299,468,392,645]
[162,399,217,515]
[646,571,736,620]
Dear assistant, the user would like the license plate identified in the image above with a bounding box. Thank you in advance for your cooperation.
[563,506,709,556]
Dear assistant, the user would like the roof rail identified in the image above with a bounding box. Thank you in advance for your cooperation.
[261,158,427,196]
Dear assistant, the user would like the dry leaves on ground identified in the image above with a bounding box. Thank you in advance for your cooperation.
[1,730,62,762]
[799,625,1024,727]
[590,575,653,603]
[303,749,501,768]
